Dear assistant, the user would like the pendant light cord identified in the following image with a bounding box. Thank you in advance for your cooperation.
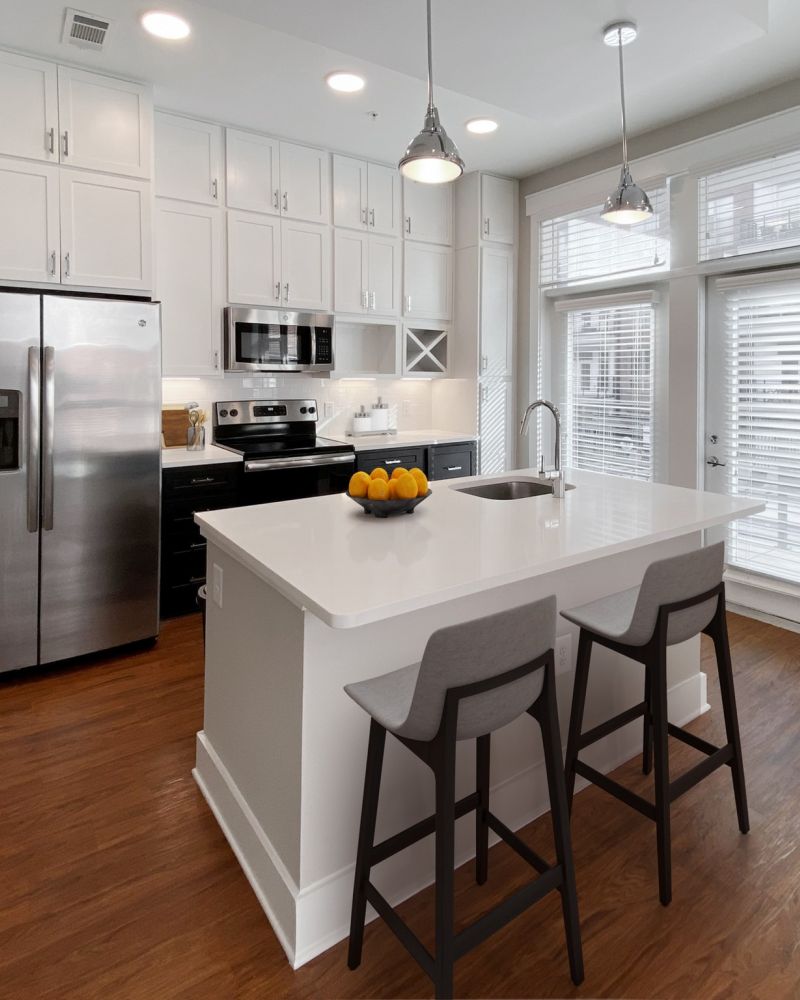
[617,26,628,168]
[426,0,435,113]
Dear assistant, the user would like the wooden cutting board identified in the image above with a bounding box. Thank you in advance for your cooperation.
[162,407,191,448]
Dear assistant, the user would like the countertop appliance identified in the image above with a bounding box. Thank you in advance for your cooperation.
[224,307,334,374]
[213,399,355,504]
[0,292,161,674]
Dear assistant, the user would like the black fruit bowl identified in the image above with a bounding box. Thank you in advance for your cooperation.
[349,490,432,518]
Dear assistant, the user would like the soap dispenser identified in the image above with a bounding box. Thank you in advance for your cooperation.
[371,396,390,433]
[352,404,372,435]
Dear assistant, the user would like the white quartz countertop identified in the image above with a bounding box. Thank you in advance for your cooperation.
[331,429,477,452]
[162,445,243,468]
[195,469,763,629]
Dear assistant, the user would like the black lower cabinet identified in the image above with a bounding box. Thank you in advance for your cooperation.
[161,462,242,618]
[355,449,427,477]
[429,442,477,481]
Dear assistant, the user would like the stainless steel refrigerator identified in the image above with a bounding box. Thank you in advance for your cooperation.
[0,292,161,673]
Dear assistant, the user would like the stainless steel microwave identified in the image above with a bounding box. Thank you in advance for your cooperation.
[224,307,334,374]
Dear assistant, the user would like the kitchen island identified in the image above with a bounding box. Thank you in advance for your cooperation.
[193,469,761,968]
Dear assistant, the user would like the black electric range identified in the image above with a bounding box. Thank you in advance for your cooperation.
[213,399,355,505]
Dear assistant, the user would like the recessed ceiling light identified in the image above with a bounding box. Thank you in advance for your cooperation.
[325,72,365,94]
[141,11,191,40]
[466,118,498,135]
[602,21,638,46]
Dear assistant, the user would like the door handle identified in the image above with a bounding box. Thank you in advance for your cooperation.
[484,217,490,236]
[385,459,401,465]
[27,347,40,533]
[273,189,280,211]
[361,206,368,226]
[370,290,376,311]
[212,178,218,200]
[64,252,70,278]
[47,127,55,155]
[62,130,69,157]
[405,216,411,235]
[49,251,57,276]
[274,281,281,301]
[706,456,726,468]
[283,191,288,213]
[480,355,488,373]
[284,282,289,303]
[369,208,375,228]
[361,289,367,310]
[405,295,412,313]
[42,346,55,531]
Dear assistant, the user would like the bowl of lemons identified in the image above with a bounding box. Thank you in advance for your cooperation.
[348,466,431,518]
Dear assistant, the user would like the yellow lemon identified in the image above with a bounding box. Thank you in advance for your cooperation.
[367,477,390,501]
[409,468,428,496]
[390,466,409,480]
[395,472,418,500]
[387,479,398,500]
[348,471,371,498]
[370,467,389,482]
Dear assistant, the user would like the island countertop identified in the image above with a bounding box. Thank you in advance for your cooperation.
[195,469,763,629]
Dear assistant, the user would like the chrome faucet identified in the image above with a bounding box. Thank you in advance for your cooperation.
[520,399,565,497]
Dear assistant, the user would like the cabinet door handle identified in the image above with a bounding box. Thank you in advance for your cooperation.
[405,295,412,313]
[361,289,367,310]
[385,459,401,465]
[483,217,490,236]
[213,350,220,369]
[273,189,280,210]
[370,290,376,311]
[369,208,375,228]
[62,130,69,157]
[283,191,288,213]
[480,385,488,403]
[189,542,207,550]
[49,250,56,276]
[480,354,488,373]
[361,206,368,226]
[284,282,289,302]
[47,127,55,154]
[274,281,281,301]
[446,465,463,472]
[64,252,70,277]
[212,178,218,200]
[190,476,215,485]
[405,216,411,235]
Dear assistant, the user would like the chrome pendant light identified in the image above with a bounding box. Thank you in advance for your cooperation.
[399,0,464,184]
[601,21,653,225]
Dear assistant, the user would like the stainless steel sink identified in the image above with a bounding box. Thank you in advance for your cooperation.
[454,478,575,500]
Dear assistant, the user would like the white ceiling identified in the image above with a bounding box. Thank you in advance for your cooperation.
[4,0,800,177]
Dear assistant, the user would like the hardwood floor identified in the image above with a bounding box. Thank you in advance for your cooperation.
[1,612,798,999]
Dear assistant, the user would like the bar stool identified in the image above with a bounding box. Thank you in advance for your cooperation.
[344,597,584,1000]
[562,542,749,907]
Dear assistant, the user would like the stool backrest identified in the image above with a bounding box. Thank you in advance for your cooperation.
[395,597,556,743]
[630,542,724,646]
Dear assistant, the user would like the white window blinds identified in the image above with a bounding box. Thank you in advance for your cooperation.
[716,276,800,584]
[540,188,669,287]
[556,296,655,480]
[699,147,800,261]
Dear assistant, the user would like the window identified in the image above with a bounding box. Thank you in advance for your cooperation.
[699,147,800,261]
[554,296,656,481]
[712,275,800,584]
[539,187,669,288]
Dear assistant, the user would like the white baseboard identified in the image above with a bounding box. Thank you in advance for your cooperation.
[194,669,708,969]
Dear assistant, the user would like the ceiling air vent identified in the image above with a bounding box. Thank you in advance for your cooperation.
[63,8,111,50]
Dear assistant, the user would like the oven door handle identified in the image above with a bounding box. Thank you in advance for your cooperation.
[244,453,356,473]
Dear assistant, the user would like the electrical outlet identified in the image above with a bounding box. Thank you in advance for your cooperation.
[555,634,572,675]
[212,564,223,608]
[323,400,335,419]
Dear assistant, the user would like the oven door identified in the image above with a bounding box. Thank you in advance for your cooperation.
[240,452,355,504]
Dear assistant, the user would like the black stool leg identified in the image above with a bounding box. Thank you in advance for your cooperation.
[643,663,654,775]
[475,734,490,885]
[534,656,584,986]
[348,719,386,970]
[434,733,457,1000]
[650,643,672,906]
[711,606,750,834]
[564,629,592,812]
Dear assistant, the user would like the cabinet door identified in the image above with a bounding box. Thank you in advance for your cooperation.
[368,236,401,316]
[0,51,59,162]
[279,142,330,224]
[367,162,400,236]
[226,129,279,214]
[334,230,368,314]
[480,246,513,377]
[403,178,452,245]
[0,158,60,283]
[333,154,367,230]
[228,210,280,306]
[156,199,223,377]
[59,170,151,290]
[155,112,223,205]
[479,380,513,475]
[404,243,452,320]
[57,66,151,178]
[281,220,331,310]
[481,175,515,245]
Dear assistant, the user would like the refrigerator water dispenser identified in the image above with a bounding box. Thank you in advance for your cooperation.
[0,390,21,470]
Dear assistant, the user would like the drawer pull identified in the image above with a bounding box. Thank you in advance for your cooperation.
[190,476,216,485]
[385,459,402,465]
[446,465,463,472]
[189,542,206,550]
[189,575,205,584]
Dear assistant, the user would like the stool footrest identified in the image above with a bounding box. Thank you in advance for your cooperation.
[669,745,733,802]
[365,882,435,979]
[371,791,480,866]
[574,761,656,821]
[578,701,647,751]
[667,723,723,758]
[487,811,552,875]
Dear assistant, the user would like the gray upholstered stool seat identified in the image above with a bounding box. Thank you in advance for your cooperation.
[344,598,583,999]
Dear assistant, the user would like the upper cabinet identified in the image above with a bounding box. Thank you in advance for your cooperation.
[333,155,400,236]
[57,67,151,178]
[479,245,514,378]
[226,129,279,214]
[481,174,516,245]
[0,51,58,162]
[403,178,453,246]
[404,243,452,321]
[0,157,60,283]
[155,112,223,205]
[279,141,330,224]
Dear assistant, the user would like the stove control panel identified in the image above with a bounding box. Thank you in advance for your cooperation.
[214,399,318,427]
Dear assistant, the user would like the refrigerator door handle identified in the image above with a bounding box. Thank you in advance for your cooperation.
[42,345,55,531]
[27,347,40,533]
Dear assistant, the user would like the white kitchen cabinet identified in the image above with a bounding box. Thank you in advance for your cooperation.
[226,129,279,214]
[57,66,151,179]
[0,158,60,284]
[155,112,223,205]
[279,142,329,224]
[0,50,59,163]
[334,230,368,313]
[369,236,401,315]
[479,379,513,475]
[333,155,400,236]
[480,245,514,377]
[403,178,453,245]
[228,210,280,306]
[59,170,151,291]
[156,199,223,377]
[281,220,331,310]
[367,163,401,237]
[404,242,452,321]
[481,174,516,245]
